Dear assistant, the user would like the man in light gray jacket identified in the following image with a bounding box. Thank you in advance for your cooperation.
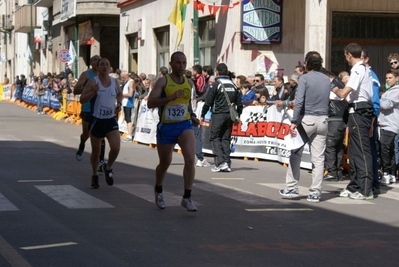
[379,69,399,185]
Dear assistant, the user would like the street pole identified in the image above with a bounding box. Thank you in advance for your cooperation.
[74,15,78,77]
[30,0,33,74]
[193,4,199,65]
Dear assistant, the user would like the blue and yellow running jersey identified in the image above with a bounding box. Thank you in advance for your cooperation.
[159,74,192,123]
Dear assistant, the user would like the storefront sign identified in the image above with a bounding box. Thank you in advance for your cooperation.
[241,0,283,44]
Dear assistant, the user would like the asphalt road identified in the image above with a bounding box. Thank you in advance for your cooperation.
[0,101,398,267]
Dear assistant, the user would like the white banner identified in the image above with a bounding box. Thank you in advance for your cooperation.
[131,102,311,169]
[132,100,159,144]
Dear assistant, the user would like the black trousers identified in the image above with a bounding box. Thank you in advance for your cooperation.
[346,112,373,195]
[380,129,396,175]
[325,120,346,177]
[209,113,232,167]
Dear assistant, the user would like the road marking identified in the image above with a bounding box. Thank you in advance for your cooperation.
[0,193,19,211]
[18,180,53,183]
[211,178,245,180]
[245,208,313,212]
[114,184,192,206]
[39,137,64,143]
[20,242,77,251]
[35,185,114,209]
[258,183,374,205]
[0,235,32,267]
[195,183,283,205]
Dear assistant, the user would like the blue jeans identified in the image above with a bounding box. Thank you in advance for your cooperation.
[37,95,44,112]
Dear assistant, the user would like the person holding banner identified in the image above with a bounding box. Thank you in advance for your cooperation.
[80,58,123,189]
[147,51,199,212]
[279,52,330,203]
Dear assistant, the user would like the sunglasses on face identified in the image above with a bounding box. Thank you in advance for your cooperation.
[390,61,398,65]
[254,80,260,82]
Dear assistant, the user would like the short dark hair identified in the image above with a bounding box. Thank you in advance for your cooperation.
[295,65,305,72]
[274,75,284,83]
[255,73,265,81]
[241,81,251,89]
[387,69,399,77]
[305,51,323,65]
[184,69,192,78]
[202,65,213,76]
[159,66,168,76]
[192,64,202,73]
[345,43,362,59]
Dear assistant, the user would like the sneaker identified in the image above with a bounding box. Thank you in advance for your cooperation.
[223,167,232,172]
[76,144,85,161]
[349,191,366,200]
[91,175,99,189]
[211,162,229,172]
[196,159,211,167]
[181,198,197,212]
[307,192,320,203]
[381,173,391,186]
[390,174,396,184]
[338,188,351,197]
[279,187,299,198]
[121,136,133,143]
[102,164,114,186]
[372,187,380,196]
[97,161,106,172]
[154,191,166,209]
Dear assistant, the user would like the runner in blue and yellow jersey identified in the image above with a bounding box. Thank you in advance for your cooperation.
[148,51,199,212]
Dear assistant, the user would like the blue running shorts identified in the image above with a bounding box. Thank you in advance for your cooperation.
[157,120,193,144]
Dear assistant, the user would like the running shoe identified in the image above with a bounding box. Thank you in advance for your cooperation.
[381,173,391,186]
[121,136,133,143]
[196,159,211,167]
[338,188,351,197]
[154,191,166,209]
[181,197,197,212]
[279,187,299,198]
[76,144,85,161]
[349,191,366,200]
[97,161,106,172]
[102,164,114,186]
[211,162,229,172]
[91,175,99,189]
[306,192,320,203]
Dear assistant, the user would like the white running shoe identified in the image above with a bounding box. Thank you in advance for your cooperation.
[196,159,211,167]
[181,198,197,212]
[154,191,166,209]
[381,173,391,186]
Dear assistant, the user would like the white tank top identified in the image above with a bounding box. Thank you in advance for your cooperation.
[92,76,118,119]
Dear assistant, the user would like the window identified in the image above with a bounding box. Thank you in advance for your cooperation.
[155,27,170,73]
[128,34,138,73]
[332,13,399,40]
[198,17,216,67]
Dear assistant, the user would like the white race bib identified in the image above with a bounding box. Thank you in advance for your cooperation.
[165,104,187,120]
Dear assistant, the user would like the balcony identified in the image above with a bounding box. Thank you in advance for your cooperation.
[14,5,38,33]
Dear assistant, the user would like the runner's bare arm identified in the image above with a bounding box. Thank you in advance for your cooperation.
[80,79,98,103]
[73,72,90,95]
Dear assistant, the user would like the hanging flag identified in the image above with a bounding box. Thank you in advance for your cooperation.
[168,0,191,47]
[68,40,77,66]
[26,45,32,63]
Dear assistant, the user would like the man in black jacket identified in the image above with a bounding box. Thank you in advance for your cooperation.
[200,63,243,172]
